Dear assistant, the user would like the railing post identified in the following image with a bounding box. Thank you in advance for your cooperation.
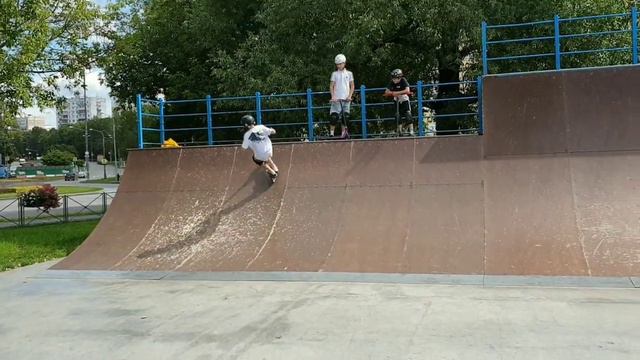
[63,195,69,223]
[136,94,144,149]
[554,15,561,70]
[159,98,166,143]
[206,95,213,145]
[632,7,638,64]
[255,92,262,125]
[360,85,367,139]
[18,198,24,227]
[102,192,107,214]
[306,88,315,141]
[482,21,488,75]
[477,76,484,135]
[417,81,424,137]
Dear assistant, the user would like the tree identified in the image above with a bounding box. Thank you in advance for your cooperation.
[98,0,260,102]
[42,149,75,166]
[0,1,100,118]
[98,0,633,136]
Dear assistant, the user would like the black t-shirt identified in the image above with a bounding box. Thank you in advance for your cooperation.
[387,77,410,92]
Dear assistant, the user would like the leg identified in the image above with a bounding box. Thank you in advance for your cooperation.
[403,111,413,136]
[341,111,350,137]
[263,163,277,176]
[401,101,413,136]
[253,155,276,175]
[266,157,279,173]
[395,100,401,135]
[341,101,351,138]
[329,112,340,137]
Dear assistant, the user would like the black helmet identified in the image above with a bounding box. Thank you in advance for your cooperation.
[241,114,256,129]
[391,69,403,78]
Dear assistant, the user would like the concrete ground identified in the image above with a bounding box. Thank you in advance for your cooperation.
[1,261,639,360]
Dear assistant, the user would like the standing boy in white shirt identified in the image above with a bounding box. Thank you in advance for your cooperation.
[329,53,355,138]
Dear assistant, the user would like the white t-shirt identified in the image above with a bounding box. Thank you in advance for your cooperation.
[330,69,354,100]
[242,125,275,161]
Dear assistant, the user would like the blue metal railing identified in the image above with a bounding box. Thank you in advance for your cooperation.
[482,7,639,75]
[136,9,640,148]
[136,79,482,148]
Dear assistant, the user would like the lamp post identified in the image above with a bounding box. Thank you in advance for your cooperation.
[89,128,110,179]
[111,117,118,176]
[83,69,90,180]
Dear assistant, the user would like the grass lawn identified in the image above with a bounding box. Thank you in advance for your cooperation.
[55,186,103,195]
[0,220,98,271]
[82,177,120,184]
[0,186,103,200]
[0,177,64,183]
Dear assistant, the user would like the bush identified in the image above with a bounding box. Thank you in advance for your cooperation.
[50,144,78,156]
[19,185,61,211]
[16,186,39,195]
[42,149,75,166]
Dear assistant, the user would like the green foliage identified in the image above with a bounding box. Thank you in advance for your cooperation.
[4,0,633,148]
[0,0,100,117]
[42,149,75,166]
[90,0,632,137]
[7,111,139,162]
[19,185,61,211]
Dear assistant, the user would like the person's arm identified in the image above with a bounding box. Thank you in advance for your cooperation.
[391,87,411,97]
[348,73,355,100]
[399,78,411,96]
[385,82,393,97]
[259,125,276,136]
[241,134,249,149]
[330,72,337,101]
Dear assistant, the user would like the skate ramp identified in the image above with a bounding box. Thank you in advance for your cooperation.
[53,65,640,277]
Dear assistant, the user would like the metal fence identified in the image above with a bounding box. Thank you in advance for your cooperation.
[137,8,639,145]
[137,79,483,148]
[0,192,115,228]
[483,7,639,74]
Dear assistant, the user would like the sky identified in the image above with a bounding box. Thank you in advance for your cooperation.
[22,0,115,128]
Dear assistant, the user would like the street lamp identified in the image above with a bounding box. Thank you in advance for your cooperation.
[89,128,110,179]
[111,117,118,177]
[82,69,90,180]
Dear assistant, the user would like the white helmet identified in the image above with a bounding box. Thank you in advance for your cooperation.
[334,54,346,64]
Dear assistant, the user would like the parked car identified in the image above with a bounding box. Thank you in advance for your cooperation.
[64,172,77,181]
[77,171,87,179]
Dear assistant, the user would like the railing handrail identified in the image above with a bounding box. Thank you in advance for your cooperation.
[482,7,639,75]
[136,78,483,148]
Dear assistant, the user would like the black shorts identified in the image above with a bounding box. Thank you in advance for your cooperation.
[252,156,266,166]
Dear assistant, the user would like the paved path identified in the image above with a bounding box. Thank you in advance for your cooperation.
[1,261,639,360]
